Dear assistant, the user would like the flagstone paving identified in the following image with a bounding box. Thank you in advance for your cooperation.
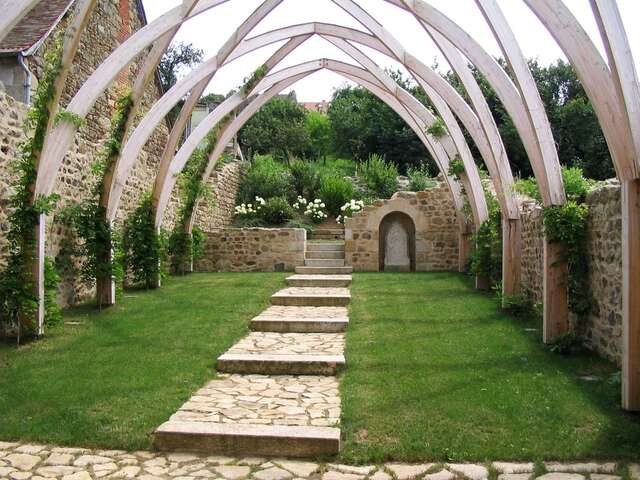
[167,374,340,427]
[223,333,344,357]
[0,441,635,480]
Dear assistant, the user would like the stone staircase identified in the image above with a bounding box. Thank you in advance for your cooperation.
[154,240,351,458]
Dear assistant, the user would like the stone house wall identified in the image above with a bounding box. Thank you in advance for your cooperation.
[344,184,459,272]
[195,229,306,273]
[192,161,243,232]
[518,180,623,364]
[0,1,240,307]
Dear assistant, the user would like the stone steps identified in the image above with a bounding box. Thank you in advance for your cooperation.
[306,242,345,252]
[306,250,344,259]
[251,306,349,333]
[155,421,340,458]
[309,229,345,241]
[295,265,353,275]
[286,274,352,288]
[217,353,345,375]
[271,287,350,307]
[304,258,345,267]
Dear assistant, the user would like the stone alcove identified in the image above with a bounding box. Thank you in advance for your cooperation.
[379,211,416,272]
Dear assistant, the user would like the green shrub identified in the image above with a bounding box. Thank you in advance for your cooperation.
[426,117,447,138]
[548,332,583,355]
[258,197,294,225]
[44,257,62,327]
[514,166,594,203]
[493,282,534,318]
[121,193,162,289]
[319,175,356,217]
[237,155,293,203]
[447,155,465,180]
[407,165,436,191]
[290,159,320,198]
[357,153,398,199]
[233,216,267,229]
[313,157,357,177]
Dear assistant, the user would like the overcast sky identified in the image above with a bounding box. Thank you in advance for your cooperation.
[141,0,640,102]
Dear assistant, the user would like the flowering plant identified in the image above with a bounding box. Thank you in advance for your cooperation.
[305,198,328,223]
[337,199,365,224]
[292,196,308,212]
[235,196,266,217]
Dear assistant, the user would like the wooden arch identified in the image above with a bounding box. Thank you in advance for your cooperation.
[180,59,470,235]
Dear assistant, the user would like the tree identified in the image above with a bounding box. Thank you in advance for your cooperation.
[158,42,204,125]
[328,79,437,174]
[305,111,331,159]
[238,94,311,161]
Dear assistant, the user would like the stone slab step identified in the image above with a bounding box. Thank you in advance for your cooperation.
[305,258,345,267]
[271,287,350,306]
[251,306,349,333]
[286,274,351,287]
[306,251,344,259]
[296,266,353,275]
[217,353,346,375]
[154,421,340,457]
[310,234,345,241]
[306,242,345,252]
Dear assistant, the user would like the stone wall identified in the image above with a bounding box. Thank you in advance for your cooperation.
[0,1,240,306]
[195,229,306,273]
[344,184,459,272]
[193,161,243,232]
[518,180,623,364]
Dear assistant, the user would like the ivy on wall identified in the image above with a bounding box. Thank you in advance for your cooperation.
[66,92,134,304]
[469,182,502,283]
[0,37,64,338]
[169,130,218,274]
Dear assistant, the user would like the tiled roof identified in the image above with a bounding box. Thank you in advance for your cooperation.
[0,0,75,55]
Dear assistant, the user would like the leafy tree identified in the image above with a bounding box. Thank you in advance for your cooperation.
[328,84,436,173]
[305,111,331,159]
[238,94,311,161]
[158,42,204,125]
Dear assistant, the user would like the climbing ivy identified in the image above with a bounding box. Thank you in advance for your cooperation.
[121,193,164,288]
[169,130,218,274]
[0,36,64,337]
[426,117,447,138]
[447,155,465,180]
[67,92,133,303]
[54,110,85,128]
[514,167,593,316]
[469,182,502,284]
[241,64,268,96]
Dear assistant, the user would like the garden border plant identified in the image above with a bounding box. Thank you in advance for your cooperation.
[0,35,64,339]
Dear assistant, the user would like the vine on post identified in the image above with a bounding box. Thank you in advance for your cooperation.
[469,183,502,285]
[447,155,465,180]
[168,131,217,274]
[426,117,447,138]
[0,36,64,338]
[67,92,134,305]
[241,64,268,96]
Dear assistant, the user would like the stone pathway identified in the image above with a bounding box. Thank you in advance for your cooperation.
[0,441,636,480]
[154,241,353,457]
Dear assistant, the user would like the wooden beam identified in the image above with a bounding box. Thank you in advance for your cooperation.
[502,217,522,298]
[542,240,569,343]
[622,178,640,410]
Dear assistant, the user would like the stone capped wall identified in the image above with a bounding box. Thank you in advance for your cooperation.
[195,228,306,273]
[345,184,459,272]
[518,180,623,364]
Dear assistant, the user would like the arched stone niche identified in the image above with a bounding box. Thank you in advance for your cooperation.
[379,212,416,272]
[344,184,460,272]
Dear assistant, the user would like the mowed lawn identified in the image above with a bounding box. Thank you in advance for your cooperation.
[0,272,287,451]
[339,272,640,463]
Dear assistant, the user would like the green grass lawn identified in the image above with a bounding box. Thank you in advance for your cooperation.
[339,272,640,463]
[0,272,287,450]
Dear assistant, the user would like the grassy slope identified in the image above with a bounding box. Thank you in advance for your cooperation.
[0,272,287,450]
[340,272,640,463]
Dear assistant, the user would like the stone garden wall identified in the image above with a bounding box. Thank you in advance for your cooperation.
[0,1,240,307]
[195,228,306,273]
[518,180,623,364]
[344,183,459,272]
